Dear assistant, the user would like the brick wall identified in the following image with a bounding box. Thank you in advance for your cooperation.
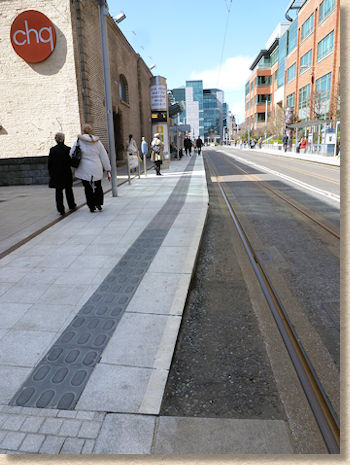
[0,0,81,159]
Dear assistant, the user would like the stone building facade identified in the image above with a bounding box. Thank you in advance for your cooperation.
[0,0,153,185]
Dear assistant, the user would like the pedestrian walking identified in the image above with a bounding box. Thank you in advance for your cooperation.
[127,134,139,173]
[70,124,111,213]
[196,136,203,155]
[184,136,192,156]
[283,134,288,152]
[249,138,256,149]
[258,137,262,149]
[150,133,165,175]
[48,132,77,215]
[141,136,148,160]
[300,137,306,153]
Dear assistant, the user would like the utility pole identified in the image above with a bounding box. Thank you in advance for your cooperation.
[98,0,118,196]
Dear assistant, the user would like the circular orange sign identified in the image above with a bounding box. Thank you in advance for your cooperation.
[10,10,56,63]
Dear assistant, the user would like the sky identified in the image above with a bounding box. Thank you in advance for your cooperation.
[108,0,295,123]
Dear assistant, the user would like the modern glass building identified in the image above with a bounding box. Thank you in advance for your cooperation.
[171,87,186,125]
[170,81,227,142]
[185,80,204,139]
[203,89,224,142]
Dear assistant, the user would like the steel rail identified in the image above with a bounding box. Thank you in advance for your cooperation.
[205,154,340,454]
[219,152,340,240]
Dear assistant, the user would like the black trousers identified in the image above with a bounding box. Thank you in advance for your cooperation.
[197,146,202,155]
[55,186,76,213]
[82,180,103,211]
[185,147,191,156]
[154,160,162,175]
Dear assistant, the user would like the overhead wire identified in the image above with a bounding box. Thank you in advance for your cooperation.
[217,0,232,87]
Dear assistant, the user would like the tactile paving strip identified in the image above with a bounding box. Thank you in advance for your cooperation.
[11,158,196,409]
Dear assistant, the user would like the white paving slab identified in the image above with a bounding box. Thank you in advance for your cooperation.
[76,364,153,413]
[94,414,156,454]
[0,366,32,405]
[126,272,191,316]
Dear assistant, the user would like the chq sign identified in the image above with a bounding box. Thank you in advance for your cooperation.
[10,10,56,63]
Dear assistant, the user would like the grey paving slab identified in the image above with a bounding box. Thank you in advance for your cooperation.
[13,304,76,332]
[11,158,196,411]
[60,437,85,454]
[19,433,45,453]
[58,419,82,437]
[126,272,191,316]
[148,246,194,274]
[20,268,64,285]
[78,421,101,439]
[153,416,293,454]
[101,313,177,368]
[19,416,44,433]
[0,282,51,304]
[76,364,153,412]
[1,414,26,430]
[0,269,27,284]
[94,413,156,454]
[39,435,65,454]
[39,417,63,435]
[0,330,56,367]
[0,431,26,450]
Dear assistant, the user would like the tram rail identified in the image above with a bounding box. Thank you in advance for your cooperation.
[205,153,340,454]
[216,151,340,240]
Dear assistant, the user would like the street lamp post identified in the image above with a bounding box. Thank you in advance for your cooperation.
[97,0,118,197]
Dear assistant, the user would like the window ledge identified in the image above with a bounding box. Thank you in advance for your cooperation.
[317,51,334,64]
[319,9,335,26]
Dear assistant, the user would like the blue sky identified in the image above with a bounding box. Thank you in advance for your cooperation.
[108,0,294,122]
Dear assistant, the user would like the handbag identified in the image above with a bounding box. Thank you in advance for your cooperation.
[152,144,160,154]
[71,139,81,168]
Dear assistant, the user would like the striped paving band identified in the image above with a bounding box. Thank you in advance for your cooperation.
[11,157,196,410]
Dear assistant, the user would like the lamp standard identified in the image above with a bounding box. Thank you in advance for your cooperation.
[97,0,119,197]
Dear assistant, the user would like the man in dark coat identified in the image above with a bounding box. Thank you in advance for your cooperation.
[184,137,192,156]
[48,132,76,215]
[196,136,203,155]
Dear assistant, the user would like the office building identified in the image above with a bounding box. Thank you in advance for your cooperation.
[0,0,153,185]
[245,0,340,135]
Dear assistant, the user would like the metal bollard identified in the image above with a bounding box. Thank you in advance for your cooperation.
[143,152,147,176]
[126,152,131,184]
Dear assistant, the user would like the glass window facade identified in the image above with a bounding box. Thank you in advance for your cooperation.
[317,30,334,61]
[286,93,295,108]
[256,113,266,122]
[301,13,314,41]
[256,75,271,86]
[171,87,186,124]
[271,46,279,66]
[288,19,298,54]
[203,88,224,141]
[316,72,332,100]
[319,0,336,23]
[251,81,254,92]
[299,84,311,109]
[245,82,249,96]
[300,50,312,73]
[277,31,287,88]
[287,63,296,82]
[186,80,204,138]
[255,94,271,104]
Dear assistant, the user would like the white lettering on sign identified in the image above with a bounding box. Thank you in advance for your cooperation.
[12,20,54,52]
[150,85,167,111]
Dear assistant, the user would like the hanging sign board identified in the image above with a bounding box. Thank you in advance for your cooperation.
[11,10,56,63]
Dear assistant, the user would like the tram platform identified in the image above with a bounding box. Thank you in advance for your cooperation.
[0,154,294,454]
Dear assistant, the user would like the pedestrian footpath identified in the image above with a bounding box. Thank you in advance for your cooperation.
[235,145,340,166]
[0,156,208,454]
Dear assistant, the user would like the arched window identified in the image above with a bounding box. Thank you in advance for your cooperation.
[119,74,129,104]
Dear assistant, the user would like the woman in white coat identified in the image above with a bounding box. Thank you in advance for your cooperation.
[70,124,111,212]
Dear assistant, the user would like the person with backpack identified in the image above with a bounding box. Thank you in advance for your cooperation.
[150,133,165,175]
